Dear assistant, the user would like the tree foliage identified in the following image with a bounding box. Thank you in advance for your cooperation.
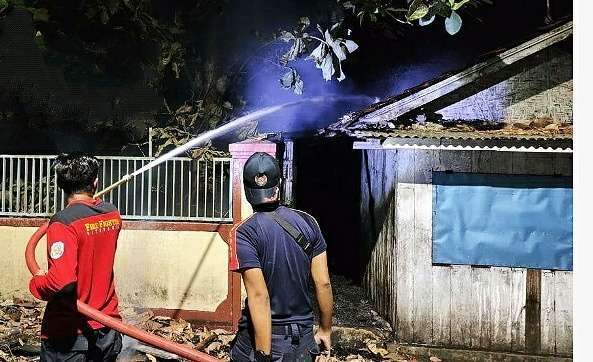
[276,0,486,90]
[0,0,489,156]
[277,17,360,93]
[4,0,240,157]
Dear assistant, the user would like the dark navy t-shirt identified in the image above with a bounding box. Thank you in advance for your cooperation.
[232,205,327,327]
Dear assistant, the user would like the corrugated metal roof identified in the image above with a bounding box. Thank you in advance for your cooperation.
[347,118,572,140]
[352,135,572,153]
[350,128,572,141]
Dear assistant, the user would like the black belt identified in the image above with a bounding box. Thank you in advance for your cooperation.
[271,324,312,344]
[240,323,312,340]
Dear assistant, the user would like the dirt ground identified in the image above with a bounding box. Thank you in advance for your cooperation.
[0,276,426,362]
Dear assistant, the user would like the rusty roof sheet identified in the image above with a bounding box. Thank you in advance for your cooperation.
[346,119,572,141]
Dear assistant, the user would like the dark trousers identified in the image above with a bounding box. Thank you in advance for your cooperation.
[230,324,320,362]
[40,328,122,362]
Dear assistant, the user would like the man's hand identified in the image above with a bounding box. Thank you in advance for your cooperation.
[314,327,332,354]
[35,269,46,276]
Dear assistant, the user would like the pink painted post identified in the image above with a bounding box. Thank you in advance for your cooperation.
[229,140,277,223]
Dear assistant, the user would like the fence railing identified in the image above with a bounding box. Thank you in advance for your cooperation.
[0,155,233,222]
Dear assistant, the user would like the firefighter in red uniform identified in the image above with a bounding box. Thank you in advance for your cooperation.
[29,154,123,362]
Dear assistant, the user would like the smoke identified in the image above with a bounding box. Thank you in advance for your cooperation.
[240,41,377,135]
[234,27,472,136]
[192,0,502,138]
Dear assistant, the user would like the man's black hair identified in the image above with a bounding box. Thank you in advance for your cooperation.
[54,153,99,196]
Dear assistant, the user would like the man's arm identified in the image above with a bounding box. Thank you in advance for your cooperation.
[242,267,272,355]
[311,251,333,351]
[29,222,78,301]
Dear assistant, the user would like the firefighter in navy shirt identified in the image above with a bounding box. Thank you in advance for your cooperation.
[29,154,122,362]
[230,152,334,361]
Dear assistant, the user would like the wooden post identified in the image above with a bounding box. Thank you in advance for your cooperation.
[525,269,542,353]
[281,139,295,207]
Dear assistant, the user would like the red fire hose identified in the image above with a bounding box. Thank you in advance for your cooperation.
[25,222,220,362]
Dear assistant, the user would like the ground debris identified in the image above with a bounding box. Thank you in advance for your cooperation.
[320,276,418,362]
[0,297,43,362]
[1,276,420,361]
[118,309,235,360]
[328,276,393,337]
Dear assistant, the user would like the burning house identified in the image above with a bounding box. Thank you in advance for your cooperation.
[293,20,573,358]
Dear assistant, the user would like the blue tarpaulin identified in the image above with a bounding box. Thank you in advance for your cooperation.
[432,172,573,270]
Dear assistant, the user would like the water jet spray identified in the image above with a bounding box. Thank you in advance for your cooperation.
[95,94,372,198]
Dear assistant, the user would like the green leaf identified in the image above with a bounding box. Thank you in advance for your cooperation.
[320,52,335,81]
[279,31,296,42]
[343,39,359,53]
[325,30,347,61]
[335,60,346,81]
[452,0,471,10]
[309,42,327,64]
[280,37,305,65]
[342,1,356,12]
[432,1,453,17]
[309,42,334,81]
[407,0,429,22]
[280,68,304,95]
[445,10,462,34]
[419,14,435,26]
[299,17,310,27]
[308,26,357,82]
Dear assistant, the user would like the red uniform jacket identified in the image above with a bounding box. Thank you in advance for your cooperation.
[29,198,122,338]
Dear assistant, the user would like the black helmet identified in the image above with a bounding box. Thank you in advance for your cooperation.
[243,152,281,205]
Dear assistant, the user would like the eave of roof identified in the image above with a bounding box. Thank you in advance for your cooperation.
[324,20,573,136]
[348,122,573,141]
[353,137,572,153]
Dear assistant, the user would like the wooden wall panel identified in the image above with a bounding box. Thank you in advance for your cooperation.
[511,268,527,352]
[432,265,452,345]
[540,270,557,354]
[554,271,573,356]
[411,150,434,343]
[395,149,416,342]
[450,265,477,347]
[358,149,572,355]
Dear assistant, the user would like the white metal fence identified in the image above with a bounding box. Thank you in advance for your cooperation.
[0,155,233,222]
